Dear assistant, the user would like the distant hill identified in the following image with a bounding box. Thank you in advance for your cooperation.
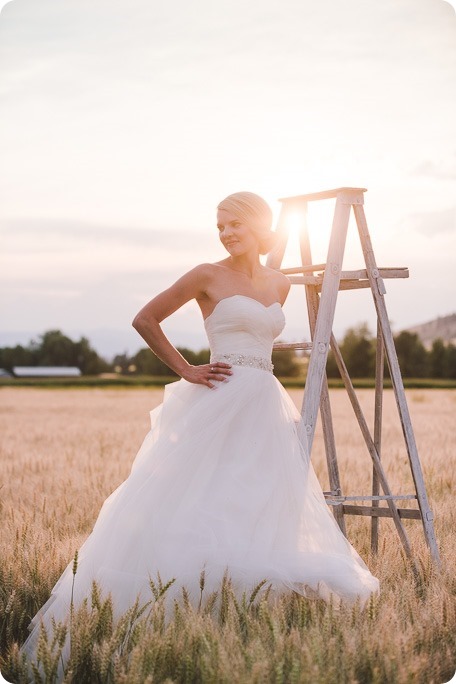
[404,313,456,349]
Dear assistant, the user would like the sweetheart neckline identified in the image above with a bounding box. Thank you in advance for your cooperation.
[203,294,282,324]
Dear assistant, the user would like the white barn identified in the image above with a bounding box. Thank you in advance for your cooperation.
[12,366,82,378]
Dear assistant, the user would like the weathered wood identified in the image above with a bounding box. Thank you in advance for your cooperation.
[328,332,415,560]
[337,268,409,280]
[336,505,422,520]
[298,206,346,535]
[288,276,321,285]
[353,203,440,566]
[371,319,384,553]
[273,342,312,351]
[279,187,367,203]
[325,494,417,502]
[300,195,352,452]
[270,186,440,567]
[288,267,409,289]
[289,277,374,290]
[280,263,326,275]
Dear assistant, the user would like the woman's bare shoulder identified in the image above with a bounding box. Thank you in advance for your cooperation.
[187,262,230,292]
[191,261,228,279]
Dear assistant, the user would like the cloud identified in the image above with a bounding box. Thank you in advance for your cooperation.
[1,218,223,302]
[2,217,213,251]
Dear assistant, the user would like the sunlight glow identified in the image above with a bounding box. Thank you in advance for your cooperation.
[273,197,365,270]
[284,210,305,244]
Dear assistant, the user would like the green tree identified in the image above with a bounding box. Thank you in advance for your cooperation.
[113,353,132,374]
[177,347,211,369]
[131,347,211,376]
[131,348,176,376]
[0,345,35,372]
[325,348,340,378]
[0,331,108,375]
[393,331,429,377]
[429,338,446,378]
[190,349,211,366]
[444,343,456,379]
[36,330,76,366]
[35,330,108,374]
[271,348,301,377]
[338,323,375,378]
[74,337,110,375]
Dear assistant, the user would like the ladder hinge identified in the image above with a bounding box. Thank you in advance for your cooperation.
[377,278,387,295]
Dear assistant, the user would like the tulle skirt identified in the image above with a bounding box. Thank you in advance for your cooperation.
[22,366,379,665]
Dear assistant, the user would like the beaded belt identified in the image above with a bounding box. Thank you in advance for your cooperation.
[210,353,274,373]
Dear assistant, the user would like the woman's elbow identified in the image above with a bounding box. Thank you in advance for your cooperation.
[132,312,159,335]
[132,313,145,331]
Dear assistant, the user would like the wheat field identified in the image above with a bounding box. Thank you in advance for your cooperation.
[0,387,455,683]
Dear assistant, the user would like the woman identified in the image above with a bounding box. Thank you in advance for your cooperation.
[22,192,378,672]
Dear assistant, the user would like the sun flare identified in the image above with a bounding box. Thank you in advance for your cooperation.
[274,201,337,268]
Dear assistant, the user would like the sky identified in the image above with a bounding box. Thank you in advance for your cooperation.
[0,0,455,359]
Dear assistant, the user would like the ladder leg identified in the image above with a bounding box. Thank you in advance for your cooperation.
[353,204,441,565]
[307,288,347,535]
[299,205,346,535]
[329,332,416,561]
[300,195,351,452]
[371,319,384,553]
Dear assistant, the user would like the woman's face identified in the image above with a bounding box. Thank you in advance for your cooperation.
[216,208,259,256]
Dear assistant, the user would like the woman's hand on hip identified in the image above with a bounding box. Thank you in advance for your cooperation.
[181,362,232,388]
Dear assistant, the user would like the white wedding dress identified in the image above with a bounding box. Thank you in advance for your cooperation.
[22,295,379,668]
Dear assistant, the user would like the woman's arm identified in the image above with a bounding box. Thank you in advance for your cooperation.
[132,265,231,388]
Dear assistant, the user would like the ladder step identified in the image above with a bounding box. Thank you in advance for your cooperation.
[273,342,312,351]
[333,504,422,520]
[323,493,417,501]
[285,267,409,286]
[279,187,367,203]
[339,267,409,279]
[280,263,326,275]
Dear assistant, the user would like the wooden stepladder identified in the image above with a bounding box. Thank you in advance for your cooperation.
[267,187,440,566]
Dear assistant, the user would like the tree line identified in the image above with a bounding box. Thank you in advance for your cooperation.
[1,326,455,378]
[326,324,456,379]
[0,330,111,375]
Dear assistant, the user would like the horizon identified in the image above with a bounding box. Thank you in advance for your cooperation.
[2,308,455,363]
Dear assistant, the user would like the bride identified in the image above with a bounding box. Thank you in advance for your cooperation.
[21,191,378,670]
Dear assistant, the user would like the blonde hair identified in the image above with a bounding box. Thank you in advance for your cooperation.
[217,191,277,255]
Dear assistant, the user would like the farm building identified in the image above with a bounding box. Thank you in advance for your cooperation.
[12,366,82,378]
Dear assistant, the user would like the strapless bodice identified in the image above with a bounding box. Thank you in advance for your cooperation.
[204,295,285,365]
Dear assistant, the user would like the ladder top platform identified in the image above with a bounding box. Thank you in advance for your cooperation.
[279,187,367,203]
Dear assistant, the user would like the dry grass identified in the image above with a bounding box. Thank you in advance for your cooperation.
[0,387,455,683]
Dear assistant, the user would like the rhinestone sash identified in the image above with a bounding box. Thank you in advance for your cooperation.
[210,353,274,373]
